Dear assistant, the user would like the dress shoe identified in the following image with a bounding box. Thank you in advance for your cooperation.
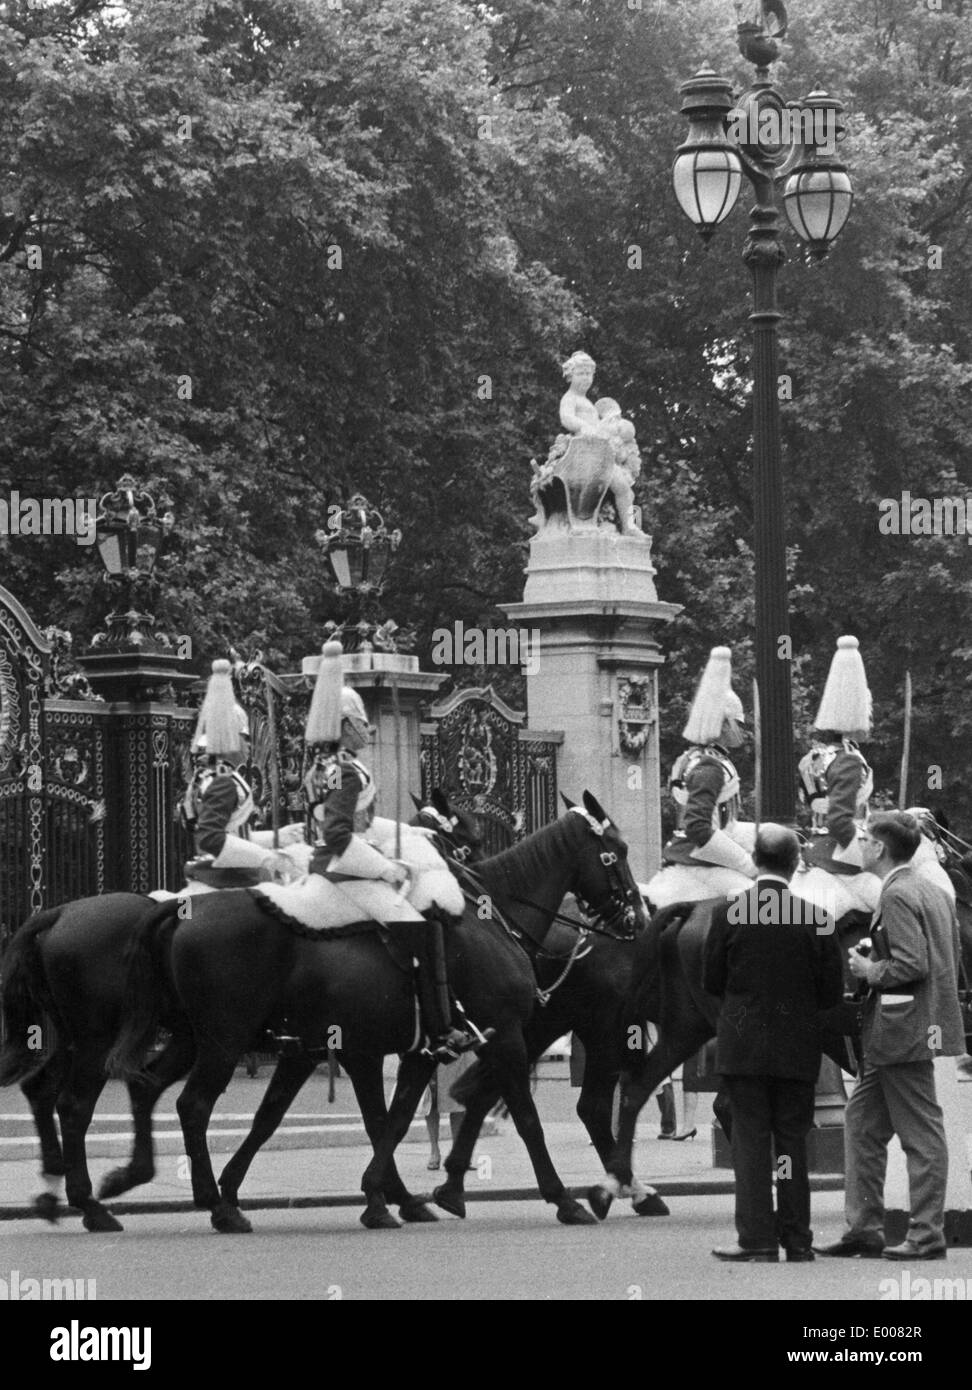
[657,1131,675,1140]
[881,1241,947,1261]
[784,1249,815,1263]
[670,1128,697,1142]
[813,1236,885,1257]
[711,1245,778,1262]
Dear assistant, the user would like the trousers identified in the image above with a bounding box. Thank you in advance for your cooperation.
[843,1059,948,1250]
[725,1074,816,1251]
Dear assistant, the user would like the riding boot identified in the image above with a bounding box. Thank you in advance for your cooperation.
[413,917,485,1064]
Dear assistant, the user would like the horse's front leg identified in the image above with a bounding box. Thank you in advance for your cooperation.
[470,1029,597,1226]
[217,1051,318,1213]
[357,1051,436,1230]
[573,1036,668,1217]
[591,1030,709,1221]
[431,1065,498,1219]
[342,1052,439,1224]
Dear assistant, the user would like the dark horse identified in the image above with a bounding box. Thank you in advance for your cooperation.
[424,793,666,1219]
[584,891,871,1218]
[0,794,482,1232]
[108,793,637,1232]
[588,821,972,1219]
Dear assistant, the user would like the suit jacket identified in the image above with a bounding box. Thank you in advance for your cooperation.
[862,864,965,1065]
[702,878,844,1080]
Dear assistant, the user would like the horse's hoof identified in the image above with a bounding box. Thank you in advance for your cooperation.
[34,1192,60,1224]
[399,1199,439,1223]
[557,1197,598,1226]
[633,1193,670,1217]
[587,1185,614,1222]
[427,1157,441,1171]
[81,1205,123,1233]
[211,1203,252,1235]
[360,1205,402,1230]
[432,1184,466,1219]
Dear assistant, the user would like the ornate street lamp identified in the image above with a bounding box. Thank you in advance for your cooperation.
[672,0,852,822]
[79,474,194,702]
[315,493,409,652]
[88,473,175,652]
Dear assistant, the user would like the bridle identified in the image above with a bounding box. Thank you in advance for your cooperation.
[501,807,641,942]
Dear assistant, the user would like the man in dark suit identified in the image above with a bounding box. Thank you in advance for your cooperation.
[703,824,844,1262]
[816,812,965,1261]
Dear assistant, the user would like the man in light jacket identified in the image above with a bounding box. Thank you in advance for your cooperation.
[816,812,965,1261]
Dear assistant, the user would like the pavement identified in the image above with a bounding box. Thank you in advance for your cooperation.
[0,1060,846,1220]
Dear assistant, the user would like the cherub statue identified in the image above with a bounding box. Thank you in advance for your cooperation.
[533,351,642,537]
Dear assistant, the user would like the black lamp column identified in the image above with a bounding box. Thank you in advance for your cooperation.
[672,3,853,822]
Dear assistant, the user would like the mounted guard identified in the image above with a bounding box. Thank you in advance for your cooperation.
[794,635,880,917]
[644,646,756,909]
[255,640,484,1064]
[177,659,298,892]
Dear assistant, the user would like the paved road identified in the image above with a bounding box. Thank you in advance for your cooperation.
[6,1192,968,1302]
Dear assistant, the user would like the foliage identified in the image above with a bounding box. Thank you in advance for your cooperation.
[2,0,972,819]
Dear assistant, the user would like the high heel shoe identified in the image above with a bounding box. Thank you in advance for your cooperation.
[670,1128,697,1142]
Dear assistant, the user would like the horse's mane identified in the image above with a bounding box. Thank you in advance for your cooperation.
[480,813,581,899]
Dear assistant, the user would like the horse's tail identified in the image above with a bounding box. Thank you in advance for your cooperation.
[622,903,691,1047]
[0,907,63,1086]
[106,898,181,1080]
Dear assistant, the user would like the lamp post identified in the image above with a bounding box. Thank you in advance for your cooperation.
[87,473,175,653]
[314,493,407,653]
[672,1,852,821]
[79,473,194,701]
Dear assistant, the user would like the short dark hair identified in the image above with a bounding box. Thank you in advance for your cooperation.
[868,812,921,864]
[753,824,801,878]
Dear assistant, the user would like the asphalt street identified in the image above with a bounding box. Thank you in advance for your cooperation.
[6,1192,971,1302]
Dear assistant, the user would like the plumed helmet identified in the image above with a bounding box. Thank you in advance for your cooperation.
[682,646,744,744]
[813,635,872,740]
[193,661,248,757]
[304,641,372,745]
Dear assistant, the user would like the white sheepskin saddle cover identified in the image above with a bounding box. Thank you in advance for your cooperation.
[148,835,313,903]
[250,818,465,930]
[641,864,752,911]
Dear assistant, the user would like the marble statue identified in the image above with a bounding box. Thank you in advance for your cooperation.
[529,351,646,539]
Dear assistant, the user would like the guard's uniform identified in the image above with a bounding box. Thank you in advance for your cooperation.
[664,746,740,861]
[661,745,754,875]
[185,765,272,888]
[800,740,872,875]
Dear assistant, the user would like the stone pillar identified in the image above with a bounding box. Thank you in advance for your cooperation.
[300,650,446,819]
[502,531,680,884]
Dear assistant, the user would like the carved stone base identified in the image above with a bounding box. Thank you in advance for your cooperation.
[522,530,659,606]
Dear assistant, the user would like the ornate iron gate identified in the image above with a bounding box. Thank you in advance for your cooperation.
[0,584,198,955]
[419,686,560,855]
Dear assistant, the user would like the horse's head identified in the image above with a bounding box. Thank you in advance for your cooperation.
[560,790,647,939]
[410,789,485,867]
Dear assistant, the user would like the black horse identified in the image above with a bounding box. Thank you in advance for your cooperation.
[588,815,972,1219]
[582,891,871,1218]
[108,792,637,1233]
[424,792,666,1218]
[0,794,481,1232]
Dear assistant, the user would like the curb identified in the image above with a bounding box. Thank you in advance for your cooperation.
[0,1175,846,1222]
